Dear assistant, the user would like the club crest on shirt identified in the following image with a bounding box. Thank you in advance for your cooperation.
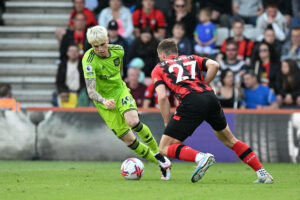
[113,58,120,66]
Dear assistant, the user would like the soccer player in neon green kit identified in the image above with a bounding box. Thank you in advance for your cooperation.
[82,25,171,180]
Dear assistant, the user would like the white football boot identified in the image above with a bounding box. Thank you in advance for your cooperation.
[191,153,215,183]
[158,156,171,180]
[254,168,274,184]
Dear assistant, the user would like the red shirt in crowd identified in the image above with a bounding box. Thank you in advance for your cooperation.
[132,8,166,32]
[68,8,98,28]
[220,38,254,60]
[151,55,211,105]
[144,82,176,107]
[73,31,85,57]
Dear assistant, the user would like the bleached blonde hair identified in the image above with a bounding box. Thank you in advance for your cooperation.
[86,25,108,45]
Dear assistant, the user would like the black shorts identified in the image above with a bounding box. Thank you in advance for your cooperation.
[164,91,227,141]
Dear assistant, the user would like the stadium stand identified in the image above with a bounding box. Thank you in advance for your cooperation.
[0,0,72,108]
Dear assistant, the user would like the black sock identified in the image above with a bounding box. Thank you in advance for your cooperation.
[155,153,166,162]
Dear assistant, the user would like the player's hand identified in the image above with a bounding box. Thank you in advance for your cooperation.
[103,99,116,110]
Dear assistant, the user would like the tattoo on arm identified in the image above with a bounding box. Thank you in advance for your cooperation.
[85,78,105,104]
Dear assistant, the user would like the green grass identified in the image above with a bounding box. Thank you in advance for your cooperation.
[0,161,299,200]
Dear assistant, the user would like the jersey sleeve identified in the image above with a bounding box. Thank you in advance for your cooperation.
[82,53,96,79]
[155,10,166,28]
[191,55,208,72]
[151,65,165,88]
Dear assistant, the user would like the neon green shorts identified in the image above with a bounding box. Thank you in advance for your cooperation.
[95,88,137,138]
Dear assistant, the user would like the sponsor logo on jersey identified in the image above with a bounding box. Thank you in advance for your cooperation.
[113,58,120,66]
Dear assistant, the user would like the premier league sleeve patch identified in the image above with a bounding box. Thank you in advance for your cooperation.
[85,65,94,76]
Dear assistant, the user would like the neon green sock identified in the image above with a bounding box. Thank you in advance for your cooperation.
[128,139,158,165]
[132,122,159,154]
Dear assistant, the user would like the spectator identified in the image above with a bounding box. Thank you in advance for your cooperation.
[56,45,86,107]
[232,0,264,26]
[107,20,128,71]
[55,0,98,43]
[215,69,243,108]
[219,18,254,65]
[93,0,109,16]
[128,27,159,77]
[251,41,280,89]
[127,57,146,83]
[69,0,98,28]
[132,0,166,40]
[216,41,247,86]
[98,0,134,40]
[256,3,287,42]
[125,67,147,107]
[60,13,90,61]
[275,59,300,106]
[290,6,300,31]
[194,8,217,56]
[241,71,278,109]
[262,0,293,27]
[166,0,196,39]
[143,82,177,108]
[202,0,232,27]
[0,83,20,112]
[281,27,300,67]
[172,22,193,55]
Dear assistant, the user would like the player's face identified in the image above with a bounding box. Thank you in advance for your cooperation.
[92,40,109,58]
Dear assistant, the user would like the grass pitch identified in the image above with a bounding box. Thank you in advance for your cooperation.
[0,161,299,200]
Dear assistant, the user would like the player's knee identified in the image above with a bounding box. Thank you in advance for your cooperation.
[127,119,140,128]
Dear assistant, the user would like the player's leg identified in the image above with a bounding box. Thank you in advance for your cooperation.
[159,109,215,183]
[95,104,159,165]
[120,130,158,165]
[213,125,273,184]
[119,92,171,180]
[206,92,273,183]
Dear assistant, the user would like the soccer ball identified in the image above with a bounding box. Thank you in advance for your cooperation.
[121,158,144,180]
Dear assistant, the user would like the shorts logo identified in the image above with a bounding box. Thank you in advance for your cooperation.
[113,58,120,66]
[86,65,93,72]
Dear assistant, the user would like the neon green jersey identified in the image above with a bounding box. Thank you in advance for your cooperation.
[82,44,127,100]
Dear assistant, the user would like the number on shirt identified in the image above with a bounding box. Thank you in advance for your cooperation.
[169,61,196,83]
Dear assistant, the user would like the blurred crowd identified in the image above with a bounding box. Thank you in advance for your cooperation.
[2,0,300,109]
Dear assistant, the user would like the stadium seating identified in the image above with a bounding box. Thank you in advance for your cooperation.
[0,0,72,107]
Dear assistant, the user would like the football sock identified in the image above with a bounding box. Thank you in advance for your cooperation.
[232,140,262,171]
[132,122,159,154]
[128,138,158,165]
[167,144,199,162]
[154,152,166,163]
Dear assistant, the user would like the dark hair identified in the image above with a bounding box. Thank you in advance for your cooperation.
[265,24,274,32]
[281,59,298,91]
[253,41,279,63]
[244,70,257,78]
[173,22,186,30]
[220,69,234,86]
[232,18,245,26]
[226,40,238,49]
[0,83,12,98]
[157,38,178,56]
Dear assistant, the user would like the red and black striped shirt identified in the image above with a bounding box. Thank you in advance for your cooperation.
[151,55,212,104]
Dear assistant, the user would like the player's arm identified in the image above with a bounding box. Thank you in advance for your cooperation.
[155,84,171,127]
[204,59,220,85]
[85,78,116,109]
